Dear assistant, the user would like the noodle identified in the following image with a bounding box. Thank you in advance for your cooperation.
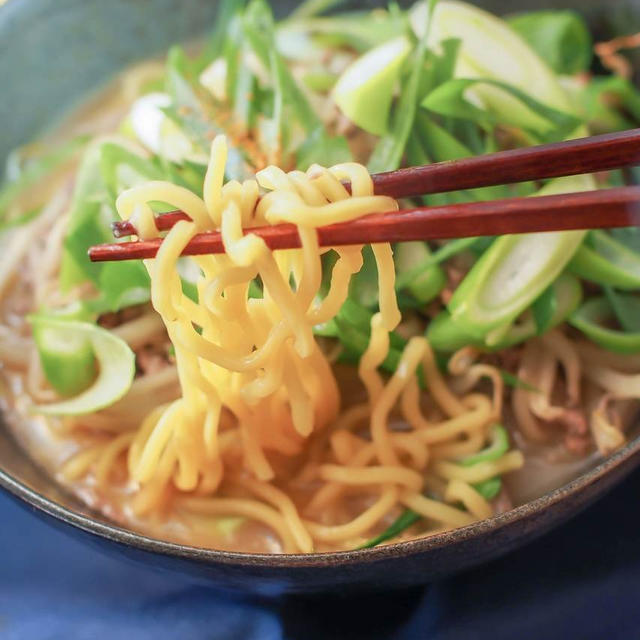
[16,134,528,553]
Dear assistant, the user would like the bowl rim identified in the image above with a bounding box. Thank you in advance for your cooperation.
[2,428,639,568]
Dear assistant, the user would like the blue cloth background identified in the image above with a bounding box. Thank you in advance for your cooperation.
[1,470,639,639]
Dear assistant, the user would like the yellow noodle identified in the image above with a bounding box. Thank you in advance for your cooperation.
[433,451,525,484]
[304,487,398,542]
[318,464,424,492]
[41,131,531,553]
[444,480,493,520]
[401,492,476,529]
[233,476,313,553]
[179,496,298,552]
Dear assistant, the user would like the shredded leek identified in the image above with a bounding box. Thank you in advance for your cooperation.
[30,319,136,416]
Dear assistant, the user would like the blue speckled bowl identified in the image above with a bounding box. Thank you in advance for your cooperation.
[2,0,640,595]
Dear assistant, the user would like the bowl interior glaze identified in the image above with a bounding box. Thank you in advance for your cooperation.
[2,0,640,595]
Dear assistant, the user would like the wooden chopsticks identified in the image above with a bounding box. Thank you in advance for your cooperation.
[89,129,640,262]
[89,186,640,261]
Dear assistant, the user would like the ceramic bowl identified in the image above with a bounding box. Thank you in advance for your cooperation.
[1,0,639,595]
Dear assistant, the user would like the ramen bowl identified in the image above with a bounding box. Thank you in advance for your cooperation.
[2,0,640,595]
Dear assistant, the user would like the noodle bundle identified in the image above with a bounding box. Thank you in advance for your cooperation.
[84,136,515,552]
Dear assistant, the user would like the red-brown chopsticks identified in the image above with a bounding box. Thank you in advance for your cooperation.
[89,187,640,261]
[89,128,640,262]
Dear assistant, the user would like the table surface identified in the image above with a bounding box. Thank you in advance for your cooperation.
[1,468,639,640]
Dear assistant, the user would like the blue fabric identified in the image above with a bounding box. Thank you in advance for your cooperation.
[1,471,639,639]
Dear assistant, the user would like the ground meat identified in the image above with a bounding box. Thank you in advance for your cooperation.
[440,266,465,305]
[482,347,523,376]
[136,344,170,375]
[98,305,145,329]
[558,409,591,457]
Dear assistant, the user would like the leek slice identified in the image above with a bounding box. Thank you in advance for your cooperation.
[410,0,572,113]
[448,230,585,338]
[569,297,640,353]
[446,178,588,339]
[569,231,640,290]
[394,241,445,304]
[507,10,592,75]
[32,321,96,397]
[358,509,421,549]
[461,424,509,466]
[428,272,582,351]
[332,35,411,135]
[30,319,136,415]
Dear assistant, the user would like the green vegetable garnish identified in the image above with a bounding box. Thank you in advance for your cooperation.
[447,178,589,342]
[461,424,509,466]
[569,296,640,353]
[31,307,97,397]
[29,318,136,415]
[367,0,437,173]
[333,35,412,136]
[460,425,510,500]
[421,77,581,141]
[531,284,557,336]
[507,10,592,75]
[358,509,420,549]
[427,272,582,351]
[569,231,640,290]
[395,236,482,292]
[394,241,446,304]
[473,477,502,500]
[604,287,640,333]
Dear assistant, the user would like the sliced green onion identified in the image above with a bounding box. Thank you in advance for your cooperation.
[395,236,481,291]
[569,246,630,288]
[569,296,640,353]
[460,425,510,501]
[426,311,477,352]
[507,10,592,75]
[394,241,446,304]
[367,0,437,173]
[288,0,346,20]
[531,283,557,335]
[29,319,136,416]
[448,228,584,339]
[295,128,352,171]
[410,0,576,116]
[569,235,640,290]
[99,142,164,203]
[288,11,407,53]
[31,315,96,397]
[604,287,640,332]
[494,272,582,348]
[302,70,338,93]
[334,318,403,374]
[358,509,420,549]
[447,178,589,341]
[461,424,509,466]
[59,143,113,290]
[428,272,581,351]
[333,35,412,136]
[337,298,407,352]
[421,77,581,141]
[472,477,501,500]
